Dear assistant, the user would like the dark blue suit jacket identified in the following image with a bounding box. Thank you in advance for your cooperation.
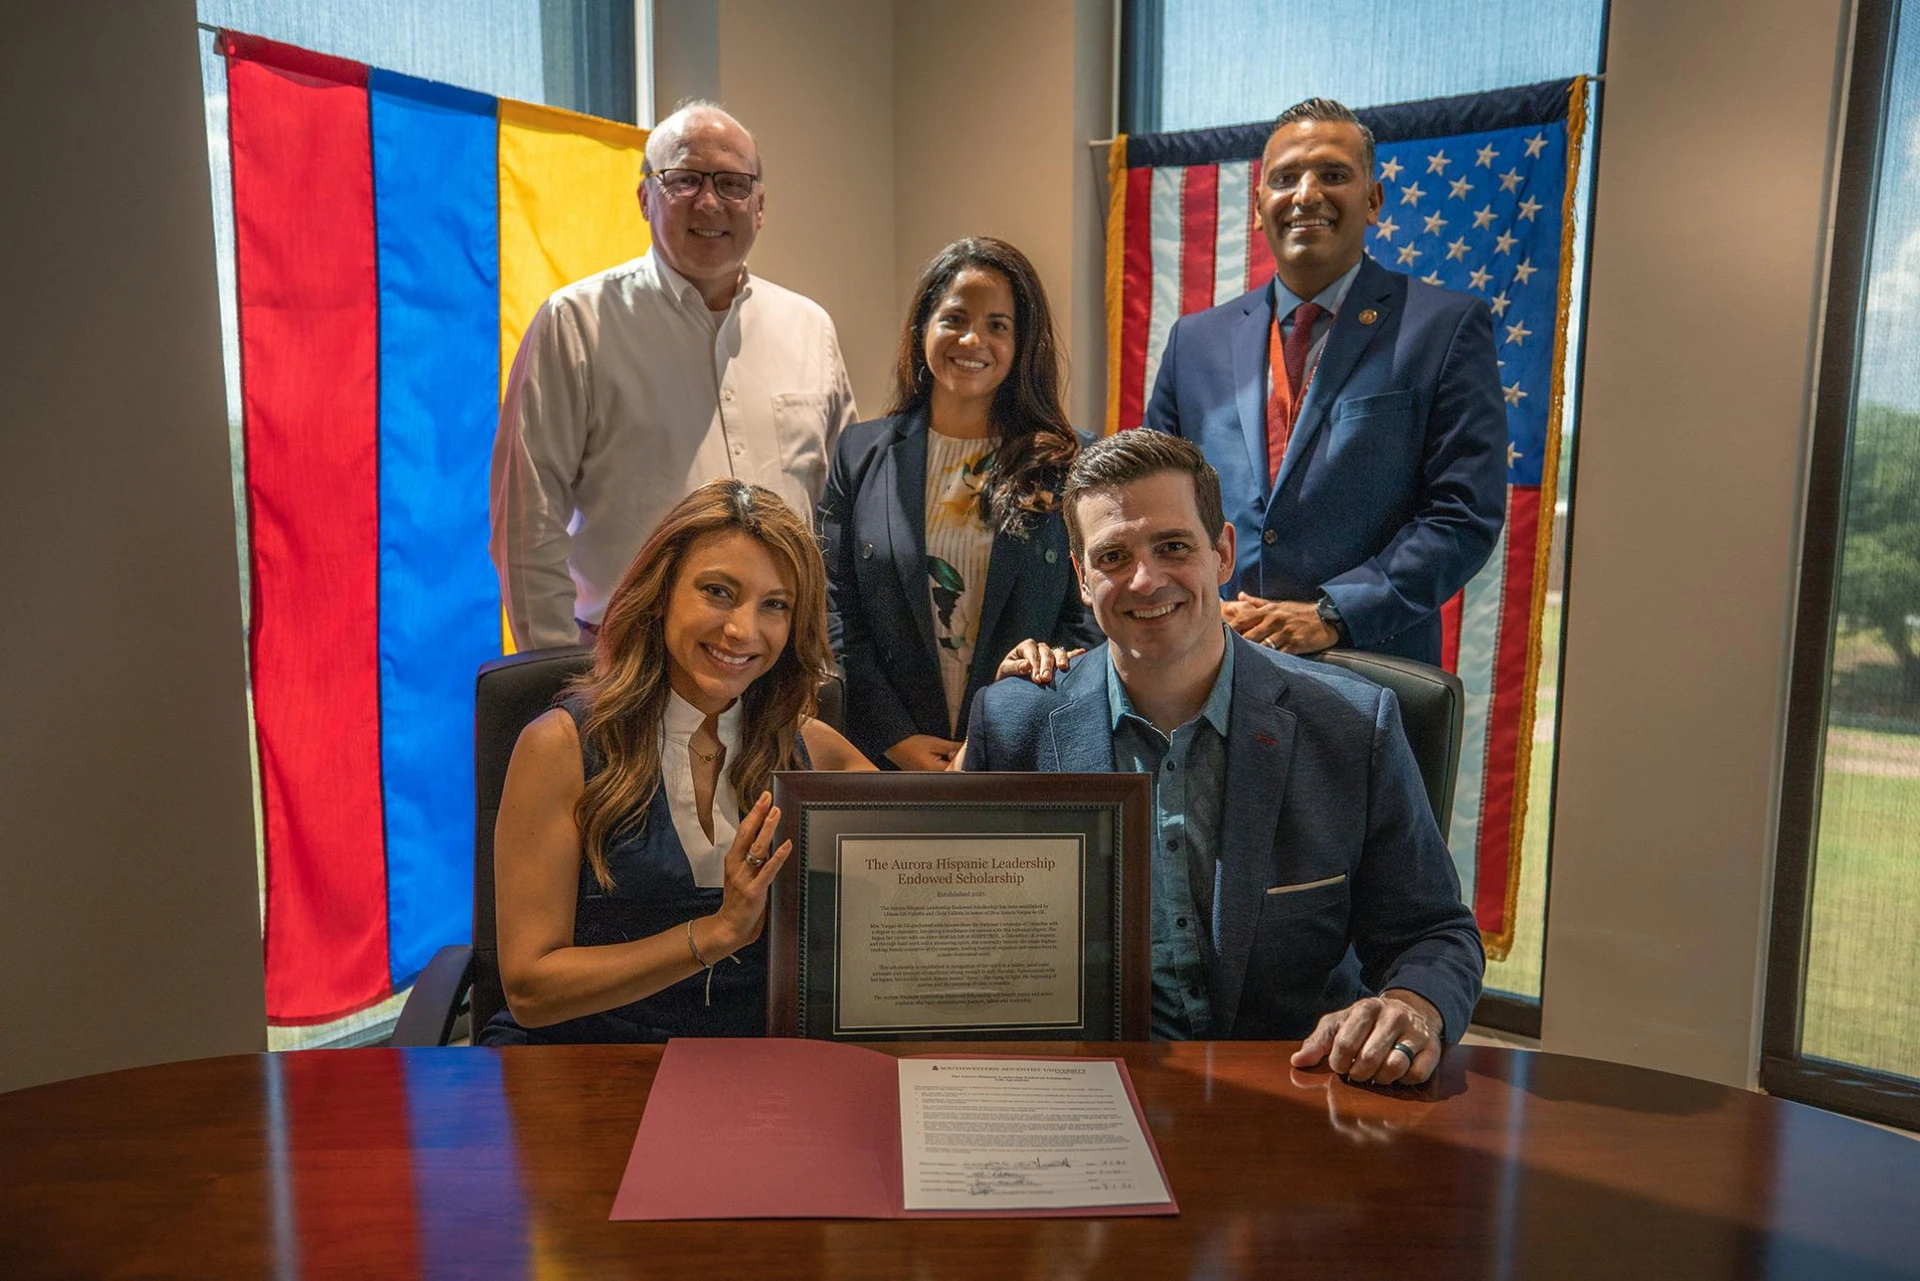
[963,633,1484,1042]
[1146,255,1507,664]
[820,412,1101,763]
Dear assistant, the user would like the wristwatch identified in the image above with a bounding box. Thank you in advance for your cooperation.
[1315,593,1346,638]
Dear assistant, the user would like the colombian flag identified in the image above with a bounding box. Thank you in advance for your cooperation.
[219,32,648,1023]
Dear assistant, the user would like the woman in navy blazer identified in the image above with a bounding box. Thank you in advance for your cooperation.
[820,237,1100,769]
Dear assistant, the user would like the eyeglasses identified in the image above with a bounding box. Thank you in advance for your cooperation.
[647,167,760,203]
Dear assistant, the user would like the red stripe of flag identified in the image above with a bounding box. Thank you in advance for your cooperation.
[1179,164,1217,314]
[229,48,390,1022]
[1244,160,1274,290]
[1439,591,1463,675]
[1117,166,1155,432]
[1473,485,1539,931]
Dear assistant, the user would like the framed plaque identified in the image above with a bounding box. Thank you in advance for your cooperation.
[766,772,1151,1041]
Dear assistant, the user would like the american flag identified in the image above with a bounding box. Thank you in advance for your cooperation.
[1104,79,1589,958]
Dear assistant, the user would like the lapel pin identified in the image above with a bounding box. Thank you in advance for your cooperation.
[1254,733,1278,748]
[1045,548,1058,564]
[1358,308,1379,326]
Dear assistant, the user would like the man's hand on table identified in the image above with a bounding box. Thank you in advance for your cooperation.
[1222,594,1338,654]
[1290,989,1445,1086]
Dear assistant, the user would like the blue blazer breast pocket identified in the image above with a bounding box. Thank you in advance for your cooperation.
[1326,389,1420,470]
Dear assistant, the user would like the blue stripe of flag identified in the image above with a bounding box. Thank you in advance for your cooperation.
[370,69,501,989]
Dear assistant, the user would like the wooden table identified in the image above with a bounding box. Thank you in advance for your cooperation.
[4,1041,1917,1278]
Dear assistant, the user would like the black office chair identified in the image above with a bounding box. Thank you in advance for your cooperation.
[1308,648,1465,840]
[393,647,847,1047]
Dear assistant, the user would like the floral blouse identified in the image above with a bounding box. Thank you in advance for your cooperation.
[923,430,997,734]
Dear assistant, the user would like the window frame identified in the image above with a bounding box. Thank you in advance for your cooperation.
[1761,0,1920,1131]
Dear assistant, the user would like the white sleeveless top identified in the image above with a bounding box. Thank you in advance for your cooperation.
[659,690,745,887]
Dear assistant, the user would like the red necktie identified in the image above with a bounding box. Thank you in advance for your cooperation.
[1265,300,1326,486]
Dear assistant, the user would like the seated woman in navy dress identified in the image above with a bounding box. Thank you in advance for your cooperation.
[820,236,1102,770]
[487,480,872,1044]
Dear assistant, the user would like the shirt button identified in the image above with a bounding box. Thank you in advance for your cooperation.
[1263,529,1277,546]
[1167,837,1180,851]
[732,444,745,455]
[861,543,874,559]
[1163,759,1177,772]
[722,388,735,402]
[1176,916,1189,929]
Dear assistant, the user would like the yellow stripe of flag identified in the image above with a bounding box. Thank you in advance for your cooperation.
[495,100,651,652]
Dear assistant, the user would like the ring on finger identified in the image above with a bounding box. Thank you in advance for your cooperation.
[745,854,767,868]
[1391,1041,1417,1065]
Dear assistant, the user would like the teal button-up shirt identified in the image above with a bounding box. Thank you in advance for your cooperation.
[1107,632,1235,1039]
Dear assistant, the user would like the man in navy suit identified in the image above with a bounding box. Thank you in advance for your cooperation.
[963,431,1482,1082]
[1146,98,1507,664]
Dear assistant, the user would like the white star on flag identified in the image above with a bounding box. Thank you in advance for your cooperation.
[1468,265,1492,290]
[1475,143,1498,167]
[1426,150,1451,174]
[1503,381,1528,405]
[1449,176,1473,200]
[1516,195,1543,221]
[1446,237,1470,261]
[1514,258,1539,285]
[1421,270,1444,286]
[1397,243,1422,266]
[1490,291,1511,317]
[1379,156,1404,182]
[1374,215,1400,241]
[1523,133,1549,158]
[1498,168,1523,193]
[1423,211,1448,236]
[1472,205,1497,229]
[1399,180,1426,206]
[1494,230,1517,255]
[1505,319,1533,346]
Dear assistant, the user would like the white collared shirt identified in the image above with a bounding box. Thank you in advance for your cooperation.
[659,690,745,887]
[491,248,858,648]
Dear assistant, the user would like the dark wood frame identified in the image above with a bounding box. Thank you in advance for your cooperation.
[1761,0,1920,1132]
[766,772,1152,1041]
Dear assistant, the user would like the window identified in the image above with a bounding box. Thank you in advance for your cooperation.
[196,0,640,1050]
[1121,1,1608,1031]
[1766,0,1920,1129]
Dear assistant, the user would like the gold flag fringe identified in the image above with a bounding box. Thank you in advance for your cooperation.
[1482,74,1590,965]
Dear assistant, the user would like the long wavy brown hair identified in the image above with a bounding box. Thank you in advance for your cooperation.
[568,480,833,891]
[886,236,1078,536]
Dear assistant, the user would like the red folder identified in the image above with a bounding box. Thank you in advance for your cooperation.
[610,1039,1178,1220]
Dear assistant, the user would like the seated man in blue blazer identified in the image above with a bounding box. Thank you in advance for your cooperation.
[963,430,1483,1083]
[1146,97,1507,665]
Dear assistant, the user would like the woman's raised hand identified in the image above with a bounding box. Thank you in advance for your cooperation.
[706,791,791,954]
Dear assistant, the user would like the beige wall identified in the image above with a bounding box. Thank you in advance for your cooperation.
[1,2,266,1092]
[1542,0,1850,1085]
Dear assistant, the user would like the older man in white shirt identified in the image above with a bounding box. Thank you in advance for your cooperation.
[490,100,858,649]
